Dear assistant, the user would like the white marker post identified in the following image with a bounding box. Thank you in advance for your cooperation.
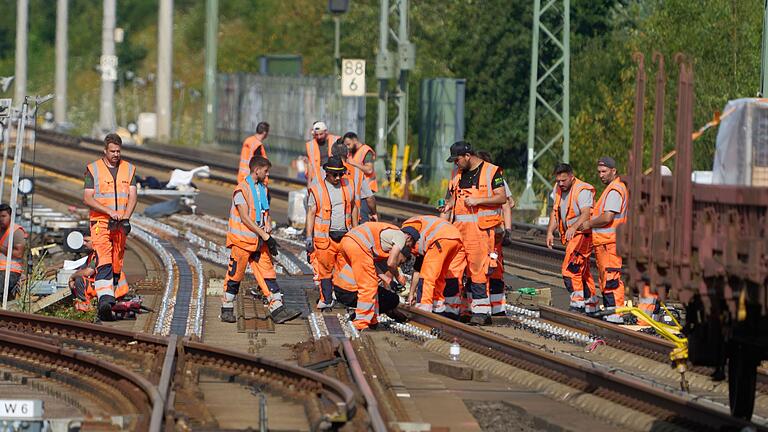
[2,101,26,310]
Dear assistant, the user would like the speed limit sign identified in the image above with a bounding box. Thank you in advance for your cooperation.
[341,59,365,97]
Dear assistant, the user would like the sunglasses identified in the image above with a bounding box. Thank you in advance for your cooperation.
[329,171,345,178]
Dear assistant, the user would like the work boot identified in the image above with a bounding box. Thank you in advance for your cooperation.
[568,306,586,315]
[385,308,407,323]
[469,313,492,326]
[97,295,116,322]
[603,313,624,324]
[317,299,335,312]
[270,306,301,324]
[220,307,236,323]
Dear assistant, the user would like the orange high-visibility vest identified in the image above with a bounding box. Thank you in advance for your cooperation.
[309,178,355,249]
[346,222,398,259]
[553,178,595,244]
[238,136,267,184]
[226,179,268,252]
[343,162,365,211]
[350,144,378,192]
[402,215,462,256]
[592,177,628,246]
[449,162,504,230]
[305,134,340,182]
[87,159,136,223]
[0,226,25,274]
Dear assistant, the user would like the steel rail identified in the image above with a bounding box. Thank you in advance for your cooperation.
[0,328,160,430]
[400,306,763,432]
[0,309,357,425]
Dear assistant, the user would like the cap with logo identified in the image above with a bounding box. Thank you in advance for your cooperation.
[446,141,473,163]
[312,121,328,133]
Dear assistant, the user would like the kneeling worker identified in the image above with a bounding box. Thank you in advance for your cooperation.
[222,156,301,324]
[334,222,412,330]
[402,215,466,316]
[306,156,359,310]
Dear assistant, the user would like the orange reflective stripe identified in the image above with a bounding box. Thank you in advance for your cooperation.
[305,134,339,182]
[88,159,135,222]
[310,178,354,247]
[403,215,461,255]
[238,136,266,184]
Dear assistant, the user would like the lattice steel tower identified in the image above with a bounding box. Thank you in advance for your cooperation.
[518,0,570,210]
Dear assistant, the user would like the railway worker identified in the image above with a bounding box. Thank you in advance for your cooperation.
[238,122,270,184]
[306,156,360,311]
[577,157,628,324]
[401,215,466,316]
[546,163,597,315]
[331,140,378,222]
[305,121,340,184]
[343,132,378,222]
[222,155,301,324]
[69,235,130,312]
[476,150,515,315]
[334,222,411,330]
[439,141,507,326]
[0,203,25,301]
[83,133,137,322]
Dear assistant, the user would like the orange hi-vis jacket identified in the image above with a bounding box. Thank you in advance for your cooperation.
[553,178,595,244]
[402,215,462,256]
[343,162,365,210]
[350,144,378,192]
[238,136,267,184]
[591,177,628,246]
[309,177,356,249]
[305,134,340,182]
[226,179,268,252]
[449,162,504,229]
[346,222,398,260]
[0,226,26,273]
[86,159,136,223]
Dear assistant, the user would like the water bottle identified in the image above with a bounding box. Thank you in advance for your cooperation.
[449,338,460,361]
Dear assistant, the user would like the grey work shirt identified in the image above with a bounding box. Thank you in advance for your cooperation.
[307,179,349,231]
[602,190,624,214]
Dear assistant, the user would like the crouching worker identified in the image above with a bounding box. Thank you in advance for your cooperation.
[222,156,301,324]
[69,235,130,313]
[402,215,466,317]
[333,222,412,330]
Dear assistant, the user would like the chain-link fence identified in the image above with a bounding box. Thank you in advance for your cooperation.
[216,73,366,166]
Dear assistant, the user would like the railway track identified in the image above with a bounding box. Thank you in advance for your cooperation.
[399,306,765,432]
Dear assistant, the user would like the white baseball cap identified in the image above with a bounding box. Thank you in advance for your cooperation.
[312,121,328,133]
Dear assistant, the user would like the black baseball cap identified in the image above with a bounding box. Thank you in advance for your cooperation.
[446,141,473,163]
[598,156,616,169]
[323,156,347,173]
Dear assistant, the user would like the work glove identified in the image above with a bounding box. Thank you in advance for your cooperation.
[266,236,279,256]
[502,228,512,246]
[305,237,314,253]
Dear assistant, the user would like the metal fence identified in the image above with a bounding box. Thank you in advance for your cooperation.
[216,73,366,166]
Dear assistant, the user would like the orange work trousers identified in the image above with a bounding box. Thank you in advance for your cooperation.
[224,243,280,308]
[453,221,495,315]
[417,238,466,313]
[562,233,596,310]
[91,220,127,299]
[338,236,379,330]
[594,242,624,311]
[313,239,341,306]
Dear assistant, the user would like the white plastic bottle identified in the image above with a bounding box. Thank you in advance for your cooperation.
[449,338,461,361]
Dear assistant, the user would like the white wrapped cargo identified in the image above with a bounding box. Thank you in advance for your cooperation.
[287,189,307,228]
